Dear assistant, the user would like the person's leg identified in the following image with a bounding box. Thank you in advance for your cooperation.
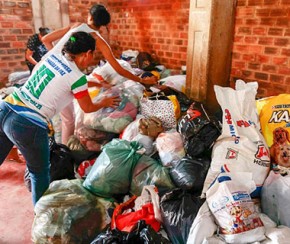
[3,106,50,206]
[0,101,14,164]
[60,102,75,145]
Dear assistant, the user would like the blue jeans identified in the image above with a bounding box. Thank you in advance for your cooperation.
[0,101,50,206]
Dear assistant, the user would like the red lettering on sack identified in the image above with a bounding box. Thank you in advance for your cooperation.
[255,145,269,159]
[225,109,232,124]
[237,120,251,127]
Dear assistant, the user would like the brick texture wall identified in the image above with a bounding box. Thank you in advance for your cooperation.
[107,0,190,72]
[0,0,33,84]
[0,0,289,98]
[231,0,290,97]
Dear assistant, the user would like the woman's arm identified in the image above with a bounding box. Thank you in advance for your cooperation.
[41,23,81,50]
[92,33,157,86]
[25,49,37,65]
[76,93,121,113]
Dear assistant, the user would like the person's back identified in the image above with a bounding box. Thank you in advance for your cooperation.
[25,27,51,73]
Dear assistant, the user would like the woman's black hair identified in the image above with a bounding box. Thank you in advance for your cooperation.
[90,4,111,27]
[62,31,96,55]
[39,27,51,36]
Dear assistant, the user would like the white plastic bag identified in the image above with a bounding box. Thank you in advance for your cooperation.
[202,80,270,197]
[261,170,290,227]
[87,59,135,85]
[206,172,265,243]
[155,130,185,167]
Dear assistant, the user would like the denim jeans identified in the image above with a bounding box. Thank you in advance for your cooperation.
[0,101,50,206]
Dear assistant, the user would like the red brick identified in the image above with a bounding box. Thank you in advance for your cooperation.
[4,1,16,7]
[255,72,269,80]
[253,27,267,35]
[248,63,261,70]
[17,2,30,8]
[242,70,252,77]
[7,49,19,54]
[238,26,252,34]
[270,9,288,17]
[243,54,255,61]
[0,43,10,48]
[234,45,249,52]
[279,67,290,75]
[1,22,13,28]
[232,52,241,59]
[237,0,247,6]
[236,7,255,17]
[234,36,244,43]
[249,45,263,54]
[246,19,259,25]
[277,18,289,27]
[260,18,276,26]
[255,54,270,63]
[268,28,284,36]
[262,64,276,72]
[274,38,289,46]
[281,48,290,56]
[264,47,279,55]
[12,42,25,48]
[3,36,16,41]
[248,0,263,6]
[244,36,258,43]
[256,9,270,17]
[264,0,280,5]
[233,61,246,69]
[270,74,285,83]
[258,37,274,45]
[273,57,288,65]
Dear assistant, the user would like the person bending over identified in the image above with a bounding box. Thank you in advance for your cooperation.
[42,4,157,144]
[0,31,121,206]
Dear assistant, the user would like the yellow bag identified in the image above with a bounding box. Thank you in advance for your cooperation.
[257,94,290,168]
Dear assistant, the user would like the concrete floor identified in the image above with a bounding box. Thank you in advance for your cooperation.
[0,158,34,244]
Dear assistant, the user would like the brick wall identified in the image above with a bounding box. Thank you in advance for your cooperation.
[107,0,189,72]
[0,0,289,98]
[0,0,33,84]
[231,0,290,97]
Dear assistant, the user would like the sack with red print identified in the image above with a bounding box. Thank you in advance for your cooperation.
[202,80,270,198]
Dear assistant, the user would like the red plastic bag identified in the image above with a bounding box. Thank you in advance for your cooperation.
[111,195,161,233]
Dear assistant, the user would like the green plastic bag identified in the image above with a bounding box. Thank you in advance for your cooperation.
[130,155,176,196]
[32,179,112,244]
[83,139,143,199]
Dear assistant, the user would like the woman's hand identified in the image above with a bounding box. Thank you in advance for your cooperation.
[140,76,158,86]
[100,95,121,108]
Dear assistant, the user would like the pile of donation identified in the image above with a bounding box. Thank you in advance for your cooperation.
[2,52,290,244]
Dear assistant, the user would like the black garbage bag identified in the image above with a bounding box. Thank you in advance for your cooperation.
[91,220,170,244]
[24,137,76,192]
[170,155,211,194]
[178,101,221,156]
[160,189,205,244]
[184,122,221,157]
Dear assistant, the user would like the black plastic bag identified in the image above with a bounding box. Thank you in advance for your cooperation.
[178,101,221,156]
[185,122,221,157]
[91,220,170,244]
[160,189,205,244]
[49,140,75,182]
[24,137,76,191]
[170,155,211,194]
